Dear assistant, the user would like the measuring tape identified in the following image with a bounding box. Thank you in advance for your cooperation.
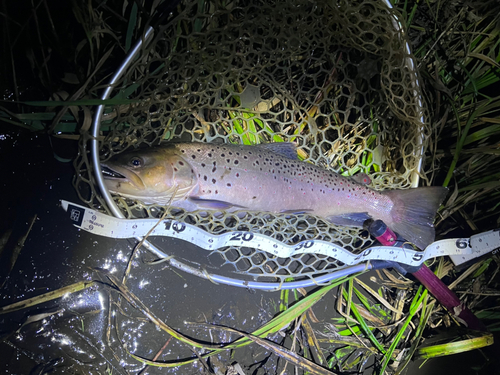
[61,200,500,268]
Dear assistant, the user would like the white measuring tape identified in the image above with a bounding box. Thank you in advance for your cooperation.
[61,200,500,268]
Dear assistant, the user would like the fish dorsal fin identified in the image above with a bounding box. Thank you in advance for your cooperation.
[255,142,298,160]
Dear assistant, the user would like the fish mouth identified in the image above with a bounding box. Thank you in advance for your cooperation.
[101,165,126,179]
[101,163,146,190]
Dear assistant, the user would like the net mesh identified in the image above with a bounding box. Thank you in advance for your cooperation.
[74,0,428,282]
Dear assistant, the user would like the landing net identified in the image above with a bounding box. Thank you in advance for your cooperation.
[74,0,428,283]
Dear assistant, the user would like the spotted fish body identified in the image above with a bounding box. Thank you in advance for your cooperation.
[102,142,448,249]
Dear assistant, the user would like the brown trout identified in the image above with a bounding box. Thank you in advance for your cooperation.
[102,142,448,249]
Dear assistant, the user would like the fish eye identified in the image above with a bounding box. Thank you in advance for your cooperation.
[129,157,143,168]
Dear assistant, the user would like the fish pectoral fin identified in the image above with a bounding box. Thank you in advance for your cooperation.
[280,209,313,214]
[326,213,372,227]
[188,197,246,210]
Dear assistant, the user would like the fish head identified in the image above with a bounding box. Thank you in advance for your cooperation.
[101,146,197,204]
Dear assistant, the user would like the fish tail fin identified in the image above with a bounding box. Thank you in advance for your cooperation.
[385,186,448,249]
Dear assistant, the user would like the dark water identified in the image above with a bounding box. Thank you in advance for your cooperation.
[2,132,499,375]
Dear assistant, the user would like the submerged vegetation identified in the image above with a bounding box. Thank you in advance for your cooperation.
[1,0,500,374]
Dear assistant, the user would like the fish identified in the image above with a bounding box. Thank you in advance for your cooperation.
[102,142,448,249]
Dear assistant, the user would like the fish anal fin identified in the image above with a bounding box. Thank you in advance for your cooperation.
[326,212,372,227]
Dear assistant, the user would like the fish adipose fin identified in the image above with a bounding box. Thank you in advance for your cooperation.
[326,212,372,227]
[385,186,448,250]
[188,197,247,210]
[350,173,371,185]
[256,142,298,160]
